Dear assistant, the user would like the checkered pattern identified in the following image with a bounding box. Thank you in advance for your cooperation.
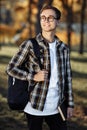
[6,33,74,111]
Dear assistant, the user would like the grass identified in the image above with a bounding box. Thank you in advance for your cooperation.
[0,45,87,130]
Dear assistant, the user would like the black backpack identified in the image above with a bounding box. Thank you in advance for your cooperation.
[7,38,41,110]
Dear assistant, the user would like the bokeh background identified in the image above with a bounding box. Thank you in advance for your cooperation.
[0,0,87,130]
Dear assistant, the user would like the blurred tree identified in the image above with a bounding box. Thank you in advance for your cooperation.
[28,0,53,35]
[79,0,86,54]
[28,0,32,37]
[36,0,44,34]
[0,8,4,23]
[44,0,53,6]
[61,0,74,50]
[28,0,42,37]
[5,9,12,25]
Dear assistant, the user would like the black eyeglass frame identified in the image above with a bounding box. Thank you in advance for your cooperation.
[40,15,58,22]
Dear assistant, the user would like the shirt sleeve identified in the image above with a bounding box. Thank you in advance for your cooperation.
[65,48,74,108]
[6,40,34,81]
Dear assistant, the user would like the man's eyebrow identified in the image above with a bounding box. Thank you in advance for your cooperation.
[40,15,56,17]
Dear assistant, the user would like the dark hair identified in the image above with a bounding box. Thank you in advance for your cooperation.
[40,5,61,20]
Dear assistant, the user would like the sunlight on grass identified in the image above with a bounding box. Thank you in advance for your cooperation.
[71,62,87,73]
[71,52,87,74]
[0,94,7,102]
[0,46,18,56]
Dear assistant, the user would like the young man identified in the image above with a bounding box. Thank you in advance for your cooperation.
[7,5,74,130]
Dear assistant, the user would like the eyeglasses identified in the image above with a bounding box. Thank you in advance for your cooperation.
[40,15,58,22]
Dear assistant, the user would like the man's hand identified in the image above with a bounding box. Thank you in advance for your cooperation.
[33,70,48,82]
[67,107,74,119]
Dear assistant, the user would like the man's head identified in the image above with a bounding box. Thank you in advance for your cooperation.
[40,5,61,21]
[40,5,61,32]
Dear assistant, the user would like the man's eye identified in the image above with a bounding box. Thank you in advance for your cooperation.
[41,16,45,19]
[42,17,45,19]
[49,16,54,19]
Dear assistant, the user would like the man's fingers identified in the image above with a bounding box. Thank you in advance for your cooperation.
[33,70,48,82]
[67,108,74,119]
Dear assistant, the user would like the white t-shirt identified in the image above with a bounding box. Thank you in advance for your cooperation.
[24,40,59,115]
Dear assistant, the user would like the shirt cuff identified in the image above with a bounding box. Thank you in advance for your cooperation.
[27,73,34,81]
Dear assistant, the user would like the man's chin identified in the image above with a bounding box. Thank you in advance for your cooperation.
[43,29,55,32]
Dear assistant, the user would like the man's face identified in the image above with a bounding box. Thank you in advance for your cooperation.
[40,9,58,32]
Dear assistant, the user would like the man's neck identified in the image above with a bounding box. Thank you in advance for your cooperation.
[42,31,55,43]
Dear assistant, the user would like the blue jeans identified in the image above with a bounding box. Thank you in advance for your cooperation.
[25,113,67,130]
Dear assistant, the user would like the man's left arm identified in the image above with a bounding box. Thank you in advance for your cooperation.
[66,48,74,119]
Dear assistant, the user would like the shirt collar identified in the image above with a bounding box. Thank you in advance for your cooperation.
[36,33,62,46]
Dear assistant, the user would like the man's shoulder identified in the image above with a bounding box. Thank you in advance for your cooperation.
[61,42,69,50]
[19,38,33,48]
[57,39,69,51]
[55,36,69,50]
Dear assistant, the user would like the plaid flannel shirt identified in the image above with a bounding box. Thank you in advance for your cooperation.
[6,33,74,111]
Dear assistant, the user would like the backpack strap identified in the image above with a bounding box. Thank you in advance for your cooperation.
[30,38,42,70]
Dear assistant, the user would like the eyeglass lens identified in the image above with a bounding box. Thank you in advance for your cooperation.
[40,15,57,22]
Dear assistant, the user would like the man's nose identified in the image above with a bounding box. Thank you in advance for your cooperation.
[45,17,49,22]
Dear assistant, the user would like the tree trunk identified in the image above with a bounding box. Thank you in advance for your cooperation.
[67,8,73,50]
[79,0,86,54]
[61,0,73,51]
[28,0,32,37]
[36,0,44,34]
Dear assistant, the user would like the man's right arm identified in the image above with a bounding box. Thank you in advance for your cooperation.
[6,40,34,81]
